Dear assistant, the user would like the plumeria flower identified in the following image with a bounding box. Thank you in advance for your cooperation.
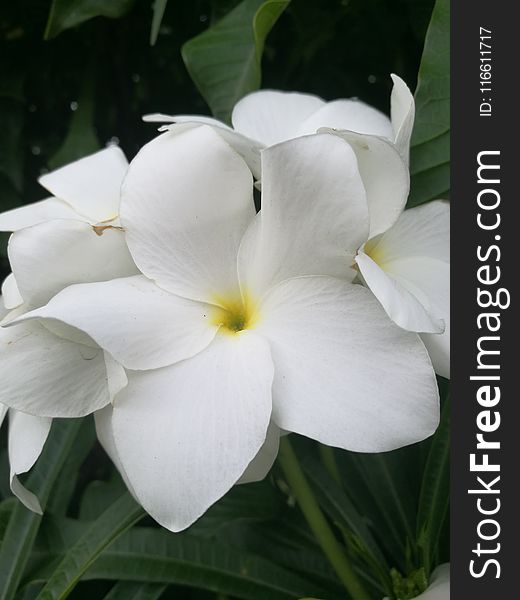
[143,74,414,178]
[13,125,440,531]
[355,198,450,378]
[0,146,136,312]
[145,79,449,377]
[0,147,133,511]
[0,295,51,513]
[384,564,450,600]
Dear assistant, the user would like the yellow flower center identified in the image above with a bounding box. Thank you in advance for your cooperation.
[210,292,260,336]
[363,236,386,267]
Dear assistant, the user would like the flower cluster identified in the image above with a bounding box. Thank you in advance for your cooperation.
[0,75,449,533]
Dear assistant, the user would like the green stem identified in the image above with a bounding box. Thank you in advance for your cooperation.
[278,437,371,600]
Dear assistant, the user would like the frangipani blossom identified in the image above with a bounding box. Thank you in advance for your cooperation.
[144,73,414,175]
[384,564,450,600]
[356,199,450,378]
[16,125,440,531]
[0,148,133,511]
[0,146,136,311]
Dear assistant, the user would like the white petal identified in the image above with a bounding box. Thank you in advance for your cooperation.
[384,256,450,377]
[0,320,111,417]
[104,352,128,399]
[0,197,79,232]
[232,90,325,146]
[8,219,137,309]
[94,405,137,498]
[421,328,450,379]
[321,129,409,237]
[144,117,263,180]
[1,274,23,309]
[298,99,394,140]
[0,403,7,425]
[238,422,280,484]
[38,146,128,224]
[257,276,439,452]
[356,252,444,333]
[8,411,52,513]
[28,276,218,370]
[368,200,450,264]
[390,74,415,165]
[121,125,254,304]
[112,332,273,531]
[238,134,368,297]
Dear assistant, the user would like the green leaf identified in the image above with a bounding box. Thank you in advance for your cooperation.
[182,0,290,122]
[103,581,167,600]
[150,0,169,46]
[44,0,136,40]
[29,519,327,600]
[416,394,450,576]
[46,418,97,516]
[409,0,450,207]
[302,455,390,594]
[0,420,83,600]
[35,493,145,600]
[189,480,284,537]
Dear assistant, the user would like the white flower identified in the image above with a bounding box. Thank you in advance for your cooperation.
[14,125,440,531]
[355,199,450,378]
[0,146,136,311]
[145,78,449,377]
[384,564,450,600]
[144,74,414,175]
[0,148,133,511]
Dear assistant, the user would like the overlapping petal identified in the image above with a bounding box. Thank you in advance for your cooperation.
[0,197,78,232]
[356,252,445,333]
[111,332,274,531]
[238,133,368,296]
[231,90,325,146]
[38,146,128,224]
[0,320,111,417]
[8,410,52,513]
[390,74,415,164]
[298,99,393,139]
[367,200,449,265]
[321,129,409,237]
[27,275,219,370]
[120,125,255,304]
[1,273,23,309]
[8,219,137,308]
[257,276,439,452]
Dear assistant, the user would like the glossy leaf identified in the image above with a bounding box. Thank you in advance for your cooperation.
[150,0,169,46]
[29,519,328,600]
[182,0,290,122]
[0,420,83,600]
[409,0,450,207]
[35,493,145,600]
[44,0,136,40]
[416,394,450,576]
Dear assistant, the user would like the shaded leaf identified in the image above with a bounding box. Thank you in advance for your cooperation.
[182,0,290,122]
[416,394,450,576]
[35,493,144,600]
[150,0,169,46]
[29,518,328,600]
[409,0,449,206]
[44,0,136,40]
[0,420,83,600]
